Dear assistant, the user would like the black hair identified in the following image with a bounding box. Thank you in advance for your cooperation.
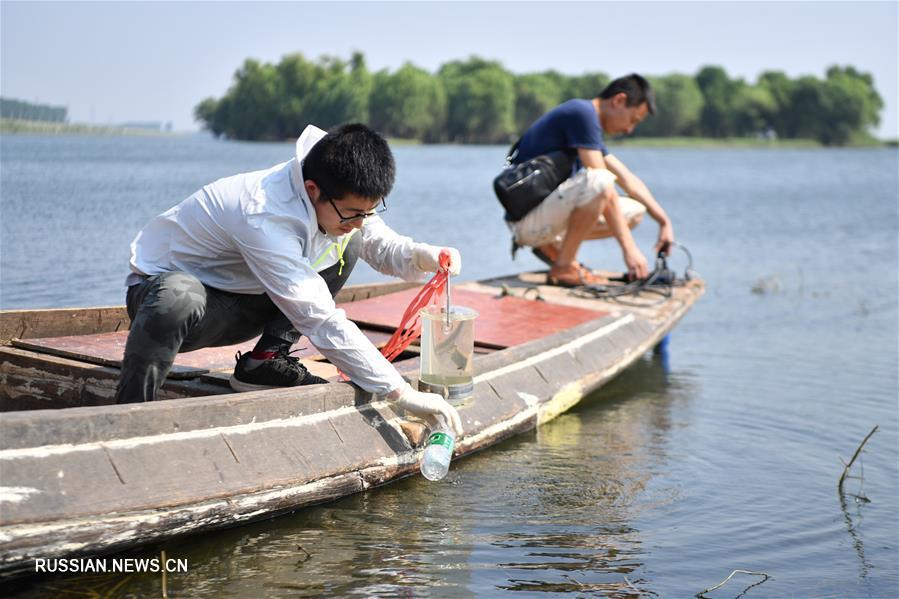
[302,123,395,200]
[598,74,656,115]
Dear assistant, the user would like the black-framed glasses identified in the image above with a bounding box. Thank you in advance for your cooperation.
[328,197,387,224]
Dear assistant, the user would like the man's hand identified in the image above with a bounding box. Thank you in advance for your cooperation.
[413,245,462,276]
[388,383,464,436]
[604,154,674,258]
[654,220,675,256]
[623,244,649,280]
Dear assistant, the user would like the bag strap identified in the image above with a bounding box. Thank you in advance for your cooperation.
[504,138,521,166]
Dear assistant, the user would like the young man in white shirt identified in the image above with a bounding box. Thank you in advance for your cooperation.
[116,123,463,434]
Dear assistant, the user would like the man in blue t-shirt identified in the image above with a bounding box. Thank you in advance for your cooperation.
[506,74,674,287]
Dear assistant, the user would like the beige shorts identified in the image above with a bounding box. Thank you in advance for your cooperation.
[508,168,646,247]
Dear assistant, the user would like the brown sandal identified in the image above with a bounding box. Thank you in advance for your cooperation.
[533,246,594,274]
[547,264,606,288]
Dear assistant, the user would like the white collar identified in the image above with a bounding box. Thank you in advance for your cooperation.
[295,124,327,162]
[290,124,328,235]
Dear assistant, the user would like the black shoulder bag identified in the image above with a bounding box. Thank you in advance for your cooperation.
[492,140,573,222]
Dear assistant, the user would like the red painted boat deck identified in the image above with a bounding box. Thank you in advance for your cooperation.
[11,287,605,377]
[13,329,391,378]
[341,287,607,349]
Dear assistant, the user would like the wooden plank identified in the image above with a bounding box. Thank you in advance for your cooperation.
[0,450,129,521]
[0,280,418,346]
[301,361,340,381]
[9,329,393,381]
[0,469,371,577]
[12,335,208,379]
[0,378,362,450]
[0,403,413,523]
[0,347,229,412]
[100,436,257,510]
[485,365,554,409]
[199,362,341,384]
[467,273,704,323]
[333,280,418,303]
[341,288,607,349]
[0,306,129,345]
[458,278,613,312]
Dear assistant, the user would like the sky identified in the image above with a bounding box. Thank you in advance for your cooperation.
[2,1,897,138]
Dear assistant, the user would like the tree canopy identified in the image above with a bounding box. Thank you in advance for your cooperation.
[195,52,883,146]
[1,98,67,123]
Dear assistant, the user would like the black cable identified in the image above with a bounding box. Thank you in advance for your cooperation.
[569,242,696,304]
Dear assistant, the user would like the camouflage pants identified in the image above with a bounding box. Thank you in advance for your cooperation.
[115,234,360,403]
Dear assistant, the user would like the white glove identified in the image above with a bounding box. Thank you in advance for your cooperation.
[412,245,462,276]
[389,383,463,436]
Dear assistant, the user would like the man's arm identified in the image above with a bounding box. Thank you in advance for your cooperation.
[577,148,649,278]
[361,216,461,279]
[232,223,464,434]
[604,154,675,255]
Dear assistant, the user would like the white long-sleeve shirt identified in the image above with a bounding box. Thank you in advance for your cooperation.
[127,125,427,395]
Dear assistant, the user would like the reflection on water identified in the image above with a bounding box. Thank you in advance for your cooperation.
[837,426,879,583]
[840,490,873,581]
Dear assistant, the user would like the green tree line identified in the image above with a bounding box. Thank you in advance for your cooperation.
[195,52,883,146]
[1,97,67,123]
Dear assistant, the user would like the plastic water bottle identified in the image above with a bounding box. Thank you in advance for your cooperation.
[420,424,456,481]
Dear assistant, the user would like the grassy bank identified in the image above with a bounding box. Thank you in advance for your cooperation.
[610,136,894,149]
[5,120,892,148]
[0,118,173,136]
[385,137,422,146]
[613,136,819,148]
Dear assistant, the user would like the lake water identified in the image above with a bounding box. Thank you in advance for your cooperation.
[1,135,897,597]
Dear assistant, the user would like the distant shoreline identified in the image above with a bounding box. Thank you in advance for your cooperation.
[0,118,177,136]
[361,136,897,149]
[2,120,894,148]
[612,136,896,149]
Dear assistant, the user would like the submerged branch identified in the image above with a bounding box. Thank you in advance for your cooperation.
[624,575,659,596]
[838,425,879,493]
[696,569,770,598]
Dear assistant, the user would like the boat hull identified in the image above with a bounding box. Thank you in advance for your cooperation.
[0,275,703,576]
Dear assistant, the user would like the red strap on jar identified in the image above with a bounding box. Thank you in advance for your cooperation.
[379,249,451,361]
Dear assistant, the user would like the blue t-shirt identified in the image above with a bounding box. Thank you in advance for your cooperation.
[513,99,608,165]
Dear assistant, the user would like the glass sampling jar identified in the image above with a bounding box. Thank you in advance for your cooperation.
[418,305,478,401]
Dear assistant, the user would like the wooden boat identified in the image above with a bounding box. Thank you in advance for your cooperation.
[0,271,703,576]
